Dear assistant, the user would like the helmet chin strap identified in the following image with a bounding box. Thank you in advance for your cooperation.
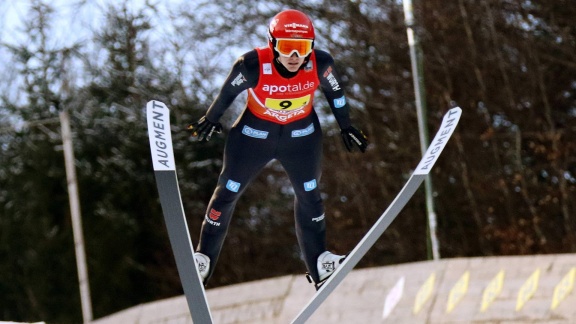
[273,56,296,77]
[272,52,312,78]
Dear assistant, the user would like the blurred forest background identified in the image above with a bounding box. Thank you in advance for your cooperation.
[1,0,575,322]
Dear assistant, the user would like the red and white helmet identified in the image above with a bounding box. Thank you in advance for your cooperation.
[268,9,315,57]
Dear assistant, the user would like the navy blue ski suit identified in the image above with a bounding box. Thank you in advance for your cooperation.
[195,47,357,284]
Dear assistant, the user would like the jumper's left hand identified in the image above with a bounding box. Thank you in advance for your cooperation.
[340,126,368,153]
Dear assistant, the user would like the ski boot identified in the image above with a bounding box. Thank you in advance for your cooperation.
[194,252,210,281]
[306,251,346,290]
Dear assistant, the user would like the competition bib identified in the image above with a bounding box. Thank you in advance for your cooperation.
[265,94,311,111]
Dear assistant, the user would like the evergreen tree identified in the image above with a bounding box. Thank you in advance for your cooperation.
[0,2,82,322]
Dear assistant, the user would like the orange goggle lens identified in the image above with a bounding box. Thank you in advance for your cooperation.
[275,38,313,57]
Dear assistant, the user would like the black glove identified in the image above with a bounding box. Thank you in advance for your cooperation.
[187,116,222,142]
[341,126,368,153]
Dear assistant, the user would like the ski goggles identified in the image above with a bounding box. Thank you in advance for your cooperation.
[274,38,313,57]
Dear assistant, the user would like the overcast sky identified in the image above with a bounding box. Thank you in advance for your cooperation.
[1,0,189,46]
[0,0,200,105]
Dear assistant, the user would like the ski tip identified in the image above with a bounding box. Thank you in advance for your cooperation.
[448,105,462,114]
[445,106,462,122]
[146,100,168,109]
[414,106,461,175]
[147,100,176,171]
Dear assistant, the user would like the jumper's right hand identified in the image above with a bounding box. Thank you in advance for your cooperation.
[187,116,222,142]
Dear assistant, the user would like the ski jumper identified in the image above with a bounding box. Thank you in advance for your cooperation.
[196,47,353,283]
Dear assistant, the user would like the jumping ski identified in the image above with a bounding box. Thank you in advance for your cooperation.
[291,106,462,324]
[147,100,213,323]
